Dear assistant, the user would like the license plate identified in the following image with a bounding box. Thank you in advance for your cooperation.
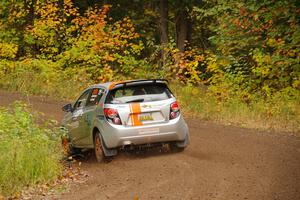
[139,113,153,121]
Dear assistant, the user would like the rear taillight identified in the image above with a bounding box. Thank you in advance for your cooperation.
[104,108,122,125]
[170,101,180,119]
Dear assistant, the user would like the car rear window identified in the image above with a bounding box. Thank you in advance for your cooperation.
[105,83,172,104]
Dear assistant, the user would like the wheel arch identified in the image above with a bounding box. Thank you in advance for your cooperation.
[92,126,108,149]
[92,126,101,143]
[92,126,117,156]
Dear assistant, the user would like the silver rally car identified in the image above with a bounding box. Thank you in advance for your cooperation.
[62,79,189,162]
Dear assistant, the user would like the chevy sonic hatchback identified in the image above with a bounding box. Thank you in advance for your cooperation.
[61,79,189,162]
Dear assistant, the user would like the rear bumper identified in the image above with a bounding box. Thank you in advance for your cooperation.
[100,116,189,148]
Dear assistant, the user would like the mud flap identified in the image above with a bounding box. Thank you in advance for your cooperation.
[176,133,190,148]
[99,134,118,157]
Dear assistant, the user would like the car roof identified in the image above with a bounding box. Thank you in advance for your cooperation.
[89,82,112,89]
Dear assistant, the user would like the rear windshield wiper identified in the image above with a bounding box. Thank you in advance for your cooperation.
[126,98,144,103]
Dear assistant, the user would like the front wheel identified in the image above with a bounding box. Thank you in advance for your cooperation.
[62,137,81,156]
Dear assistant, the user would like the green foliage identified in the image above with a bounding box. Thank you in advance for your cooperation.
[0,1,146,82]
[0,0,299,134]
[0,59,92,99]
[196,0,300,98]
[171,84,300,134]
[146,40,206,84]
[0,102,63,197]
[0,42,18,59]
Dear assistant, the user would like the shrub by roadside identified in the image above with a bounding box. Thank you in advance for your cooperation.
[0,59,93,100]
[0,102,63,197]
[171,85,300,134]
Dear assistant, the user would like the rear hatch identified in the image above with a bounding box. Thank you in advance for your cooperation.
[105,82,174,126]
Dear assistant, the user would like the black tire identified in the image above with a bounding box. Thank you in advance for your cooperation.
[94,132,106,163]
[61,127,82,157]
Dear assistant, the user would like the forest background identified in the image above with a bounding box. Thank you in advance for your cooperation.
[0,0,300,197]
[0,0,299,132]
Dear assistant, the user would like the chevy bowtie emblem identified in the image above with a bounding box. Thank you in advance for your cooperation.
[142,104,152,108]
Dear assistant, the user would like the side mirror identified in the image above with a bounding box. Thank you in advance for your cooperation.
[62,103,73,112]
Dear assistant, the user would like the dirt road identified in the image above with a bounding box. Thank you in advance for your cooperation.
[1,90,299,200]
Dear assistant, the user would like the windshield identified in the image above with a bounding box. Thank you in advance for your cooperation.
[105,83,172,104]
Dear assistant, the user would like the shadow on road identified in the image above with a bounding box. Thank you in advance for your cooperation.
[69,145,183,164]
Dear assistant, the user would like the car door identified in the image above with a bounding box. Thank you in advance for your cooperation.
[68,89,91,147]
[78,87,105,146]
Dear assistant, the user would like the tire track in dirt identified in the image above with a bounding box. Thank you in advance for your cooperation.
[1,90,299,200]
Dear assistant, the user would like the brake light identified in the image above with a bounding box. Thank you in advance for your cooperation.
[171,101,179,112]
[104,108,118,118]
[104,108,122,125]
[170,101,180,119]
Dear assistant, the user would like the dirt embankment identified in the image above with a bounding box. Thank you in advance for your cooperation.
[1,90,299,200]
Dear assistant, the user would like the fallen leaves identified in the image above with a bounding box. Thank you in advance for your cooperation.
[16,160,89,200]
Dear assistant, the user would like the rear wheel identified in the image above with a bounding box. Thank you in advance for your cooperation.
[94,133,106,162]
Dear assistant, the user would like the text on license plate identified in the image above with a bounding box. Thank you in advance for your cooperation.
[139,113,153,121]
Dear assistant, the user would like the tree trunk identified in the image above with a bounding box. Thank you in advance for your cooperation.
[58,0,65,54]
[159,0,168,66]
[176,9,189,52]
[159,0,168,45]
[25,0,35,26]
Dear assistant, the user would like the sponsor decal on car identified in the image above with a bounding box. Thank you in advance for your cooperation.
[129,103,143,126]
[142,104,152,108]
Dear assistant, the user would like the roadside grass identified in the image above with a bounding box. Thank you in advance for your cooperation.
[171,85,300,134]
[0,102,63,197]
[0,59,92,100]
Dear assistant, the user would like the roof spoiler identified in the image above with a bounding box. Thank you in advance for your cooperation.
[109,79,169,90]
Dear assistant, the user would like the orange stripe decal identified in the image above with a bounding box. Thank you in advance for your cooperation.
[130,103,143,126]
[108,82,117,90]
[129,104,134,126]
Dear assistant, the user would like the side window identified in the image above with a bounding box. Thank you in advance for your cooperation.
[86,88,104,107]
[73,90,91,110]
